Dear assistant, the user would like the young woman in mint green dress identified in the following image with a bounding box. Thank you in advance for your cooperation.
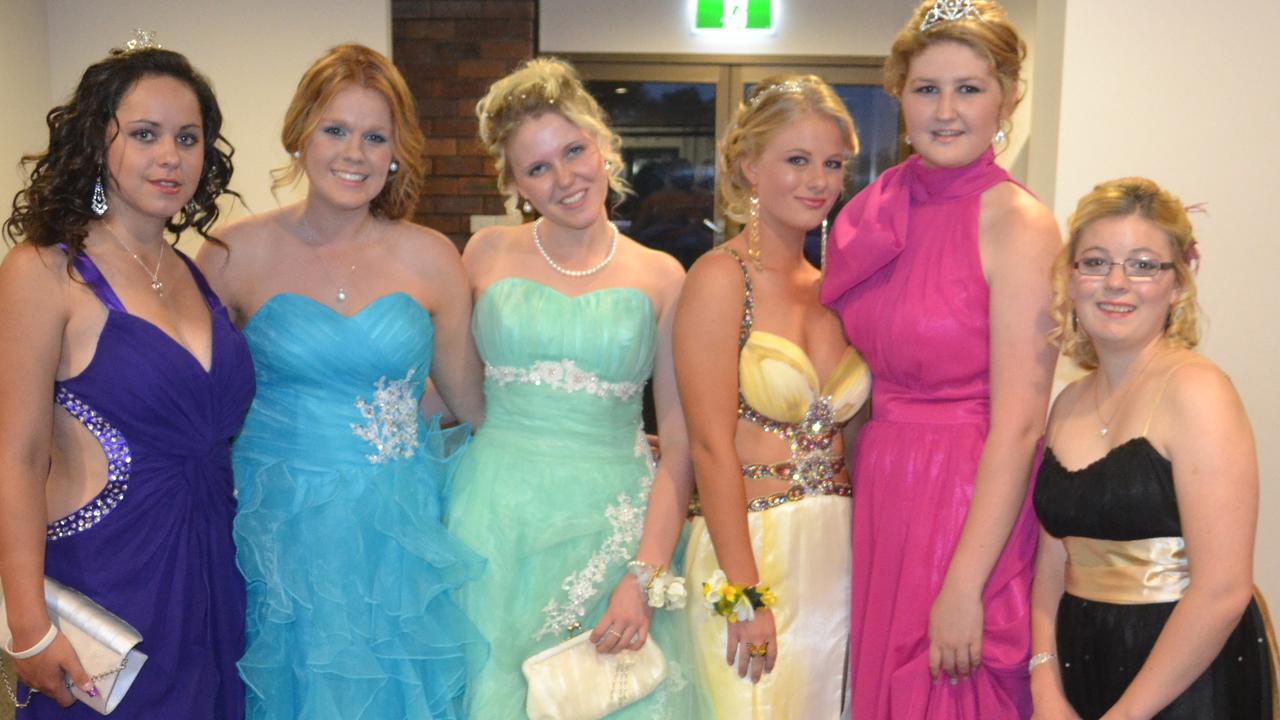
[445,57,706,718]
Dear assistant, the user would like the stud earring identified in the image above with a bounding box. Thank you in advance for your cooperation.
[389,160,399,174]
[522,198,533,214]
[904,135,913,147]
[292,150,301,160]
[91,172,108,217]
[747,190,762,271]
[994,128,1007,145]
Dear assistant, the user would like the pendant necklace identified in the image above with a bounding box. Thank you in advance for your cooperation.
[102,222,166,295]
[532,217,618,277]
[299,214,363,303]
[1093,348,1163,437]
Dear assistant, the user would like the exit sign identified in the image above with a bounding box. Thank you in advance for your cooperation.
[694,0,776,32]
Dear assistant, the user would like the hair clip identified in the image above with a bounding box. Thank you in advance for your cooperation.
[920,0,983,32]
[120,28,162,53]
[748,80,807,109]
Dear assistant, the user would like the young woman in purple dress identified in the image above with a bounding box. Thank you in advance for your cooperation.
[0,45,252,718]
[820,1,1060,717]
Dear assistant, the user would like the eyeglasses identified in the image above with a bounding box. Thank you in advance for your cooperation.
[1073,257,1175,279]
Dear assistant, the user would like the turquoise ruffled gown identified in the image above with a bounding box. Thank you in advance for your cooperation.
[232,292,486,719]
[447,278,705,718]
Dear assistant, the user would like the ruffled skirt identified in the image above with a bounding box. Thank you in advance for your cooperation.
[232,419,485,719]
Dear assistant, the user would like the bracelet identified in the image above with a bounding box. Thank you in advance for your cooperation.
[1027,651,1057,673]
[626,560,688,610]
[702,569,776,623]
[5,623,58,660]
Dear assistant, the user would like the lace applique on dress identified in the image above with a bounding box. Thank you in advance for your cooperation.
[485,359,642,401]
[48,387,132,541]
[351,369,420,464]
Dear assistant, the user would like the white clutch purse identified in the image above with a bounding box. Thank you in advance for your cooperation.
[1,576,148,715]
[522,632,667,720]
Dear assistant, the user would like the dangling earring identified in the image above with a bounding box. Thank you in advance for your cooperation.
[747,190,762,271]
[91,172,108,217]
[994,128,1007,145]
[388,160,399,174]
[185,198,200,217]
[820,217,829,270]
[522,198,533,214]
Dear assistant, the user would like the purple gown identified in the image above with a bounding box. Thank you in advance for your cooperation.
[20,247,253,719]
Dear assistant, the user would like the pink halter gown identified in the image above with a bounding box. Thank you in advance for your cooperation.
[821,148,1038,719]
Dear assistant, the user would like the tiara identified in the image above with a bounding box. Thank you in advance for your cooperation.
[748,80,808,109]
[919,0,983,32]
[119,28,162,53]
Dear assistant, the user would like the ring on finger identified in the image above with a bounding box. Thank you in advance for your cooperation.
[749,641,769,658]
[606,629,623,640]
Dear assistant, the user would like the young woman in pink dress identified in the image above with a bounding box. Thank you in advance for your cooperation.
[820,1,1060,717]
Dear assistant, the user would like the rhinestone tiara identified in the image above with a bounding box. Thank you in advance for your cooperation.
[919,0,984,32]
[747,80,808,109]
[119,28,162,53]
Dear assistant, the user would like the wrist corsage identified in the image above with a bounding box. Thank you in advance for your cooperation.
[627,560,688,610]
[702,569,776,623]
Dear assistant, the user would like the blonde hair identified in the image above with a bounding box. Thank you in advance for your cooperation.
[1049,177,1202,369]
[275,44,426,220]
[884,0,1026,132]
[718,75,858,224]
[475,57,627,212]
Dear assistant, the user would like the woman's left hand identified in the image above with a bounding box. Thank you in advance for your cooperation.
[928,583,984,682]
[590,573,653,654]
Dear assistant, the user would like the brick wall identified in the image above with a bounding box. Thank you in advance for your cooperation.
[392,0,537,247]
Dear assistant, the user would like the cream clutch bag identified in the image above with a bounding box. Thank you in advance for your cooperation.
[1,576,148,715]
[522,632,667,720]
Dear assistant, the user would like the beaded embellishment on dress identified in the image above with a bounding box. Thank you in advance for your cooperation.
[485,359,643,401]
[48,387,132,541]
[351,369,420,464]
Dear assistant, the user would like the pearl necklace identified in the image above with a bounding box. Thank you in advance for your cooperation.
[532,217,618,277]
[102,222,166,295]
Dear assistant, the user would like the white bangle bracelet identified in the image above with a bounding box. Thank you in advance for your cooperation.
[6,623,58,660]
[1027,651,1057,673]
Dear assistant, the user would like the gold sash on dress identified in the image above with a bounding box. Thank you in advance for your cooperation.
[1063,536,1189,604]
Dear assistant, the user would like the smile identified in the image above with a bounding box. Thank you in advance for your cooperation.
[559,189,587,205]
[1097,302,1135,314]
[332,170,368,182]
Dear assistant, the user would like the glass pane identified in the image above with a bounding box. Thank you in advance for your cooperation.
[586,81,718,269]
[744,81,900,266]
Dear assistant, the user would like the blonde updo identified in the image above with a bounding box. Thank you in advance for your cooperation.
[275,44,426,220]
[1049,177,1203,369]
[475,57,628,212]
[718,75,858,224]
[883,1,1026,117]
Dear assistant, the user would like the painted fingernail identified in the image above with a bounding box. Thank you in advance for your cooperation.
[949,676,958,686]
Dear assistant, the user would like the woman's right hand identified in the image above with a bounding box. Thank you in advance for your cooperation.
[12,631,94,707]
[725,607,777,683]
[1030,687,1082,720]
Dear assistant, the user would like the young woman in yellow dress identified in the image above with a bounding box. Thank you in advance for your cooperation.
[673,75,869,718]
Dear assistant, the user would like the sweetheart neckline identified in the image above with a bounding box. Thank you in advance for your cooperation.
[477,276,655,315]
[744,329,861,394]
[244,291,430,332]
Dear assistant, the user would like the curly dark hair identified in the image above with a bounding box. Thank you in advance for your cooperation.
[4,48,236,256]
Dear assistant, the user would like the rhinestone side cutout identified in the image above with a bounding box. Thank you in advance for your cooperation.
[485,359,642,401]
[351,369,421,464]
[48,387,132,541]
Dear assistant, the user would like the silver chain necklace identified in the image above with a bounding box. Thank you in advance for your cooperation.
[532,217,618,277]
[298,215,364,303]
[102,222,166,295]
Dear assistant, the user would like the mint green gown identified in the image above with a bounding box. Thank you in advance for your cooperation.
[446,278,705,718]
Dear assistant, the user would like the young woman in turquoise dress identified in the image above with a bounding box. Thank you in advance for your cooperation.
[445,57,706,718]
[673,75,869,718]
[196,44,486,719]
[1030,177,1275,719]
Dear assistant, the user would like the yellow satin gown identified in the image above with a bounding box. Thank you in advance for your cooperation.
[684,249,871,719]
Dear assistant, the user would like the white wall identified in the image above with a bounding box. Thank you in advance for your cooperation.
[1041,0,1280,603]
[0,0,51,257]
[42,0,390,253]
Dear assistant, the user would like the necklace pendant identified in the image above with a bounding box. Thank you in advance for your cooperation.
[336,289,347,303]
[1100,426,1109,437]
[151,279,164,294]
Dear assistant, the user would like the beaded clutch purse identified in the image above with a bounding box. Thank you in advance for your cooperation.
[522,632,667,720]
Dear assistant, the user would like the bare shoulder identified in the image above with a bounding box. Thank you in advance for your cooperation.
[460,223,521,273]
[1046,373,1089,426]
[0,241,69,281]
[0,243,72,323]
[625,236,684,284]
[200,209,288,271]
[982,181,1060,255]
[1162,355,1239,416]
[385,219,462,272]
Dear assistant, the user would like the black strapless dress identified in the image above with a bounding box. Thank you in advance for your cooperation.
[1034,437,1275,719]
